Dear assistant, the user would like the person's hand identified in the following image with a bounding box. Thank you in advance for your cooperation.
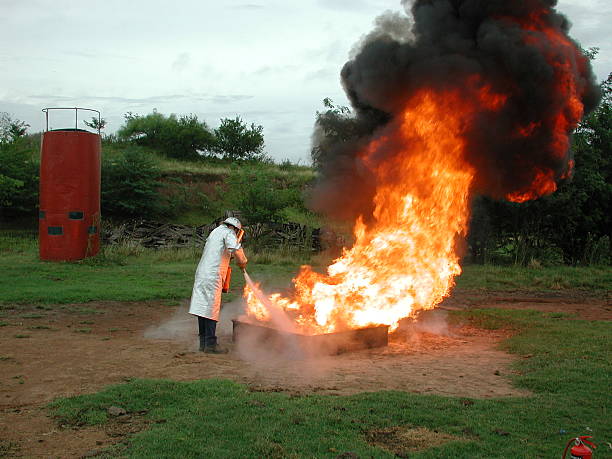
[238,261,247,271]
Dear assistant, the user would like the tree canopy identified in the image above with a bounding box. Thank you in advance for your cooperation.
[0,112,29,144]
[212,116,265,160]
[310,98,360,169]
[0,113,37,217]
[117,112,266,161]
[118,111,215,160]
[83,116,107,132]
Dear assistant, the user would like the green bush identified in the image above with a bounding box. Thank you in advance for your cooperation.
[118,111,215,160]
[582,234,611,265]
[101,148,162,218]
[0,137,39,219]
[225,165,312,224]
[0,174,24,207]
[485,236,565,267]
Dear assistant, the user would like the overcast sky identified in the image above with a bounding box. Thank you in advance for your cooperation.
[1,0,610,163]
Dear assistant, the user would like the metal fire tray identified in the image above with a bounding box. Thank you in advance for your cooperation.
[232,319,389,357]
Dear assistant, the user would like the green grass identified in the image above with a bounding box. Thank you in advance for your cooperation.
[48,309,611,458]
[0,234,307,307]
[102,143,315,180]
[4,231,610,456]
[457,264,611,294]
[1,233,610,308]
[154,155,315,180]
[27,325,51,330]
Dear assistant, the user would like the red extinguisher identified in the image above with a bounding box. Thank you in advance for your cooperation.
[222,228,244,293]
[562,436,596,459]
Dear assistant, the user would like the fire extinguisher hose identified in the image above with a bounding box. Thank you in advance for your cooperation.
[562,438,574,459]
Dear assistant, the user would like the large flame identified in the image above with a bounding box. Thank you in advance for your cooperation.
[244,7,591,334]
[245,85,505,334]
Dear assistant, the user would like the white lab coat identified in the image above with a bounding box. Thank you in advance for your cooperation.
[189,224,247,321]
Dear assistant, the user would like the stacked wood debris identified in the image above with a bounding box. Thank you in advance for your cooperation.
[101,219,322,251]
[101,220,214,249]
[245,222,321,251]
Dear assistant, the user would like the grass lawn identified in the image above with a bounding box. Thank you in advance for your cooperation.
[0,232,310,306]
[457,264,612,293]
[2,232,611,456]
[47,309,611,458]
[1,232,610,308]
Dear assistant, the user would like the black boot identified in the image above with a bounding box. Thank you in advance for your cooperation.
[199,337,228,353]
[199,335,207,352]
[198,316,227,352]
[203,345,229,354]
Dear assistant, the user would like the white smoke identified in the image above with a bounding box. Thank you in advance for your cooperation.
[243,271,296,333]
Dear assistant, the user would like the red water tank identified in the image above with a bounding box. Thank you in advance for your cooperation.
[39,119,101,261]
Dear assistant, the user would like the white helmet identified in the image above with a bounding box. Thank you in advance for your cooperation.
[223,217,242,230]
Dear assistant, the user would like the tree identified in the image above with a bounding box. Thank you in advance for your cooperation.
[118,111,215,160]
[314,98,353,136]
[310,98,370,169]
[83,116,107,132]
[0,112,29,144]
[0,114,37,218]
[213,116,265,160]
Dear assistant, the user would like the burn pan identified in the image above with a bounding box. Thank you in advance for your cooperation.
[232,319,389,358]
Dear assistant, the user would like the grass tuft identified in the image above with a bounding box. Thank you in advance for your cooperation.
[74,328,92,334]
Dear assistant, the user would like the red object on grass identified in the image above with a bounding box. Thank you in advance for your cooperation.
[563,436,596,459]
[39,129,101,261]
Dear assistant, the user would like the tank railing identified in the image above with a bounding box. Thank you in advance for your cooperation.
[41,107,101,135]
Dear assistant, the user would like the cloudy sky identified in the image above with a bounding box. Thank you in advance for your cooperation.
[1,0,610,163]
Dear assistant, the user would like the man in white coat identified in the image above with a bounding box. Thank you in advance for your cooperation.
[189,217,247,353]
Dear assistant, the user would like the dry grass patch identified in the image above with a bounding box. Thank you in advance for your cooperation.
[365,426,464,456]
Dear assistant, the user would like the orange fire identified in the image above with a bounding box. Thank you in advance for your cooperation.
[244,84,506,334]
[242,6,589,335]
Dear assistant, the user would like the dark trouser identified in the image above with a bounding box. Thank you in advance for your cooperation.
[198,316,217,349]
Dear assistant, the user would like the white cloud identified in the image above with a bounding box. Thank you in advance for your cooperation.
[0,0,608,163]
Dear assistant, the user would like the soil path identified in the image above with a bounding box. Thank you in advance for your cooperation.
[0,292,608,457]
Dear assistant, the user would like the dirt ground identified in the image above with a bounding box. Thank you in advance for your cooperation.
[0,292,609,458]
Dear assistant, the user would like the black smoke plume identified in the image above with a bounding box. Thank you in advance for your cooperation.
[311,0,600,222]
